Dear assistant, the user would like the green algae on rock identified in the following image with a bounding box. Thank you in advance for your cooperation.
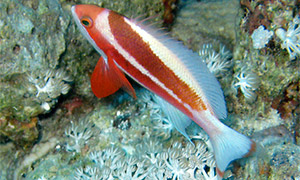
[229,0,299,131]
[0,0,166,178]
[0,0,73,146]
[171,0,240,51]
[0,0,70,75]
[0,68,72,148]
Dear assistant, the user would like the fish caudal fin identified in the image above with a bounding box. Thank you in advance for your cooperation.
[210,125,256,179]
[91,55,136,98]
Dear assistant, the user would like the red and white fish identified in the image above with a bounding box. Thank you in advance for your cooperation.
[71,4,256,179]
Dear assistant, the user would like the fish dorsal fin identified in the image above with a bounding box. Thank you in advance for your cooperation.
[91,55,136,98]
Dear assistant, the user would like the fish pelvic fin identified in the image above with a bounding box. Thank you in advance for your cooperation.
[153,95,192,142]
[91,55,136,98]
[210,125,256,179]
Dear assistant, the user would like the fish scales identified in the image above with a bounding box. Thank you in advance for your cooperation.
[108,11,206,114]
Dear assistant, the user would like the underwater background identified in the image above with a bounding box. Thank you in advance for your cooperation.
[0,0,299,179]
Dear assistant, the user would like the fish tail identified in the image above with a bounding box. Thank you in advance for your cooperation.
[210,124,256,179]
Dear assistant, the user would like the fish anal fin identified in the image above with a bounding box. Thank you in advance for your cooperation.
[91,55,136,98]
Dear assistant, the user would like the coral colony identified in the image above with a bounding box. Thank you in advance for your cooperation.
[10,2,300,180]
[251,25,273,49]
[73,139,216,180]
[27,69,73,111]
[232,70,259,101]
[61,91,217,180]
[198,44,232,77]
[65,119,95,153]
[276,15,300,60]
[71,4,255,180]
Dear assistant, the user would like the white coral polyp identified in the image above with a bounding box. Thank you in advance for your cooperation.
[199,44,232,77]
[251,25,274,49]
[275,16,300,60]
[233,71,259,101]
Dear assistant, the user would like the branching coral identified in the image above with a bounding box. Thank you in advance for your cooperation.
[75,146,149,180]
[152,112,174,138]
[65,119,95,153]
[275,16,300,60]
[136,139,163,165]
[72,139,216,180]
[75,166,101,180]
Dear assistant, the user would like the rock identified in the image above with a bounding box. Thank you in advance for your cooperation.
[171,0,240,50]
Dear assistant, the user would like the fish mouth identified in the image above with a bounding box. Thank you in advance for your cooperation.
[70,5,84,34]
[71,6,78,20]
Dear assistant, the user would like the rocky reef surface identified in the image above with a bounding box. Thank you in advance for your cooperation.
[0,0,299,179]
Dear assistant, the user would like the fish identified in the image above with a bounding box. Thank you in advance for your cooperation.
[71,4,256,179]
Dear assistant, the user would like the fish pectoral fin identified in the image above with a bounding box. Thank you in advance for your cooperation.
[91,55,136,98]
[91,56,120,98]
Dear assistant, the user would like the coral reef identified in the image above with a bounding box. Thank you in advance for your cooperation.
[198,44,233,77]
[228,0,299,125]
[68,0,164,19]
[172,0,300,179]
[0,0,164,151]
[0,68,72,147]
[73,141,215,180]
[26,69,73,111]
[251,25,274,49]
[0,0,299,180]
[240,0,272,34]
[14,137,58,180]
[65,119,95,153]
[0,0,72,147]
[0,0,70,75]
[19,89,217,180]
[232,69,259,101]
[251,125,295,147]
[276,15,300,60]
[271,81,300,120]
[229,1,300,178]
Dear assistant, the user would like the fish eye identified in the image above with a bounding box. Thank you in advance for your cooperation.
[80,17,93,28]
